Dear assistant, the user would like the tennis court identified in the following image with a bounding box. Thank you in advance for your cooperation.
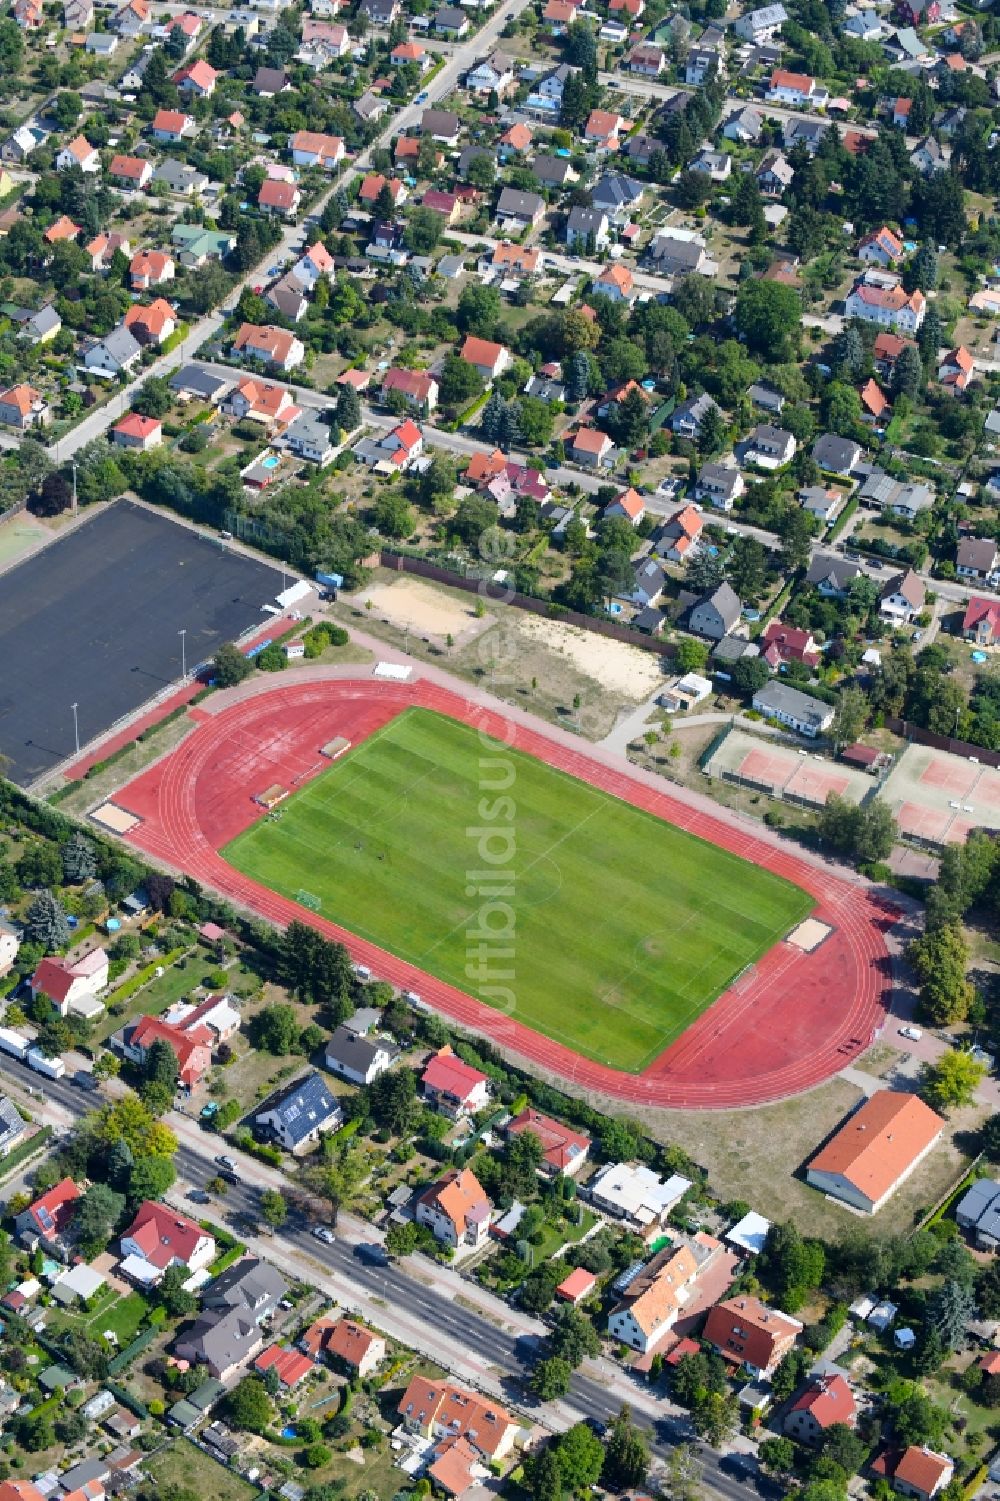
[704,728,870,808]
[881,744,1000,846]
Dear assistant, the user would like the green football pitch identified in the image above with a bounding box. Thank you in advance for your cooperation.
[223,709,812,1072]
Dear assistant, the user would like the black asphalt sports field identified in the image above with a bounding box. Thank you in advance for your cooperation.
[0,500,284,785]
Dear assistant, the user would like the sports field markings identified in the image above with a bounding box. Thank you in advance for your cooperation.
[224,707,812,1071]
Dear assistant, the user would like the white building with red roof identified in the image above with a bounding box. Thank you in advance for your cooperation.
[119,1013,213,1088]
[112,413,163,450]
[845,282,926,333]
[254,1344,315,1385]
[421,1047,490,1118]
[382,366,439,415]
[119,1200,216,1285]
[56,135,99,173]
[223,377,300,430]
[15,1178,82,1256]
[173,59,217,96]
[31,949,108,1018]
[506,1108,591,1176]
[784,1374,856,1444]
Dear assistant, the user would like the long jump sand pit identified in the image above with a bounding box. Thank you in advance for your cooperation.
[361,578,485,640]
[514,614,665,699]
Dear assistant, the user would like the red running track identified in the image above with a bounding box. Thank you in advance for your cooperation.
[115,677,897,1110]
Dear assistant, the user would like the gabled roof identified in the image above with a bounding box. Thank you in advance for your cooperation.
[322,1317,383,1367]
[808,1091,943,1201]
[460,334,506,369]
[24,1178,81,1237]
[254,1344,314,1385]
[256,1070,340,1144]
[422,1048,488,1100]
[507,1108,590,1171]
[114,412,161,441]
[397,1377,515,1457]
[122,1199,207,1268]
[789,1373,856,1429]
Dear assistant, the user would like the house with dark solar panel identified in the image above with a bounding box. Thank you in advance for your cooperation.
[254,1070,342,1154]
[15,1177,81,1257]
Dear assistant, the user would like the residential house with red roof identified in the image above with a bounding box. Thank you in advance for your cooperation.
[44,215,81,245]
[569,427,614,467]
[595,261,636,303]
[258,179,301,217]
[483,241,539,279]
[15,1179,82,1256]
[151,109,196,142]
[460,335,511,383]
[506,1108,591,1176]
[760,621,820,669]
[860,379,890,422]
[421,1048,490,1117]
[417,1168,492,1249]
[892,97,912,127]
[289,131,345,169]
[938,346,975,394]
[845,283,926,333]
[254,1344,315,1386]
[234,322,305,372]
[658,503,704,564]
[119,1200,216,1285]
[112,413,163,450]
[31,949,108,1017]
[806,1090,944,1213]
[224,377,299,430]
[784,1374,856,1444]
[605,487,646,526]
[173,59,217,96]
[397,1376,519,1462]
[703,1294,803,1376]
[358,172,407,207]
[119,1014,213,1089]
[608,1242,701,1354]
[129,249,175,290]
[962,595,1000,646]
[382,367,438,415]
[124,298,176,346]
[858,226,904,266]
[0,384,50,430]
[56,135,99,173]
[109,155,153,190]
[767,69,817,106]
[85,232,131,271]
[302,1316,386,1376]
[584,109,625,149]
[872,1446,953,1501]
[543,0,579,32]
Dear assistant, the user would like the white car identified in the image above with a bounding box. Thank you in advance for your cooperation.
[312,1226,336,1244]
[899,1025,923,1042]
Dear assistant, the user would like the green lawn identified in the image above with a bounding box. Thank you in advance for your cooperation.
[145,1440,257,1501]
[223,709,811,1072]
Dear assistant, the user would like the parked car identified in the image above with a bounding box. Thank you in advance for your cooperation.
[899,1025,923,1041]
[187,1187,211,1204]
[215,1153,236,1170]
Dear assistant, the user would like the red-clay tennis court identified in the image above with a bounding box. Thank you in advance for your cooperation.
[110,675,896,1110]
[883,744,1000,846]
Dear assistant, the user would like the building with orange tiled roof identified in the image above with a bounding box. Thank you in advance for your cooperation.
[173,58,217,95]
[397,1375,518,1460]
[254,1343,315,1386]
[556,1266,598,1304]
[595,261,635,302]
[44,215,81,245]
[124,297,176,345]
[150,108,196,141]
[56,135,99,173]
[112,412,163,450]
[109,155,153,189]
[302,1316,386,1376]
[459,335,510,382]
[703,1294,802,1377]
[486,241,539,278]
[289,131,345,169]
[608,1242,700,1353]
[129,248,175,290]
[0,384,50,430]
[416,1167,492,1249]
[234,322,305,372]
[806,1091,944,1213]
[505,1108,590,1175]
[872,1447,953,1501]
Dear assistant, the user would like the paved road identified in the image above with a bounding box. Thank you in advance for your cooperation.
[0,1052,761,1500]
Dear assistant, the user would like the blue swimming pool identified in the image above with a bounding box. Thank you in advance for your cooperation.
[607,602,624,616]
[261,454,280,470]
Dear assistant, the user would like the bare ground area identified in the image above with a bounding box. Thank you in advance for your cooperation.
[336,576,672,739]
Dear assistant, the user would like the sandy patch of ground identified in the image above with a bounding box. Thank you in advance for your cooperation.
[514,615,664,700]
[361,579,484,640]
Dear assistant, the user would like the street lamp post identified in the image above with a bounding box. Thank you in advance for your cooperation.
[71,462,78,515]
[71,703,79,757]
[179,629,187,680]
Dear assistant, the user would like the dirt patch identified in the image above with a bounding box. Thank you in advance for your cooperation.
[359,578,489,641]
[514,614,664,699]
